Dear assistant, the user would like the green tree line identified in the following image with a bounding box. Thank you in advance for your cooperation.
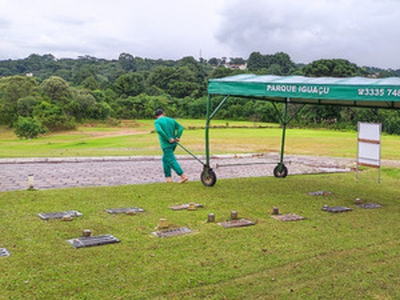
[1,52,400,138]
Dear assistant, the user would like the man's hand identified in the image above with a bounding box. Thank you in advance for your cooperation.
[175,137,180,142]
[169,138,175,143]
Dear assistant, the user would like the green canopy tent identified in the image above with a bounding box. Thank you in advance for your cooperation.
[199,74,400,186]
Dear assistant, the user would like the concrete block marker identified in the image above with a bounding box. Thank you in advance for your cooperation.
[358,203,382,209]
[169,203,203,211]
[158,218,169,229]
[217,219,255,228]
[105,207,145,214]
[0,248,10,257]
[322,205,352,213]
[207,213,215,223]
[272,207,280,215]
[152,227,193,238]
[231,211,238,220]
[38,210,83,220]
[67,235,120,249]
[272,214,305,222]
[62,215,73,222]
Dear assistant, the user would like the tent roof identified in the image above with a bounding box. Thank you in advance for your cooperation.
[208,74,400,109]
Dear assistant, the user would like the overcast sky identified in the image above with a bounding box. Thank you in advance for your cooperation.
[1,0,399,68]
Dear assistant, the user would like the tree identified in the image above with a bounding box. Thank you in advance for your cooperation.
[81,76,99,90]
[302,59,365,77]
[208,66,234,79]
[247,52,266,71]
[0,75,37,102]
[247,52,295,74]
[41,76,72,103]
[229,57,246,65]
[266,64,283,75]
[73,65,96,85]
[0,75,37,125]
[301,105,341,124]
[33,101,76,131]
[13,116,46,139]
[118,53,136,72]
[177,56,207,84]
[146,66,175,91]
[168,81,199,98]
[17,96,38,117]
[114,72,145,97]
[208,57,221,66]
[377,69,397,78]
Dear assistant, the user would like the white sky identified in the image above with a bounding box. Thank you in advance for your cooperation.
[0,0,399,68]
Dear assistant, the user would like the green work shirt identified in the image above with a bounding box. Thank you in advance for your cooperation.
[154,116,184,149]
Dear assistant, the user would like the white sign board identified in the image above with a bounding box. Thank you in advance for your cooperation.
[358,123,381,141]
[357,122,381,168]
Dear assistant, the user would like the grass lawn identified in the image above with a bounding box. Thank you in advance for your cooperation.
[1,170,400,299]
[1,119,400,160]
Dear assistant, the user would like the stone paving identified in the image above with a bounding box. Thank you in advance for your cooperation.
[0,153,362,192]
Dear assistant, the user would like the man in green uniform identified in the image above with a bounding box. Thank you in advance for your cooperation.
[154,109,188,183]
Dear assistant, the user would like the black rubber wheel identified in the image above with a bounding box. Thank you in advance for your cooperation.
[273,164,288,178]
[201,168,217,187]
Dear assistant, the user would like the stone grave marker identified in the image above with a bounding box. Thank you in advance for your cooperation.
[308,191,332,196]
[217,219,255,228]
[322,206,352,213]
[67,234,120,249]
[358,203,382,209]
[105,207,145,214]
[272,214,305,222]
[152,227,192,238]
[169,203,203,211]
[38,210,83,220]
[0,248,10,257]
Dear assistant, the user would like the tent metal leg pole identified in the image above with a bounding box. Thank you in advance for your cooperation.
[205,95,211,168]
[279,100,289,171]
[205,95,229,168]
[209,96,229,120]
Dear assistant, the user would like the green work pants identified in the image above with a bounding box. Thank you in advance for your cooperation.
[162,145,183,177]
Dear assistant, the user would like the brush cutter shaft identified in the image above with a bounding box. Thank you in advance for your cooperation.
[176,142,205,166]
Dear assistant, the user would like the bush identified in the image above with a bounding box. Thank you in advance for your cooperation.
[33,101,76,131]
[13,116,46,139]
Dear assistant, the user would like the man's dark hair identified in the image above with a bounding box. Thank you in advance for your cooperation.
[155,109,164,117]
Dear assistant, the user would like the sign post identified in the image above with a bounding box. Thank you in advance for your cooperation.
[357,122,382,182]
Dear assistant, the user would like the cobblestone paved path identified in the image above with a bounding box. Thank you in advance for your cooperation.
[0,153,361,192]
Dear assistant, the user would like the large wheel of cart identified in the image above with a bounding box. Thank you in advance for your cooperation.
[273,164,288,178]
[201,168,217,187]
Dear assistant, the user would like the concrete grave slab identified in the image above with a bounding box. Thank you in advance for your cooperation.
[169,203,203,210]
[38,210,83,220]
[67,234,120,248]
[217,219,256,228]
[272,214,305,221]
[152,227,192,238]
[105,207,145,214]
[322,206,352,213]
[358,203,382,209]
[0,248,10,257]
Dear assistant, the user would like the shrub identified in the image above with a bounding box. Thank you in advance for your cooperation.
[33,101,76,131]
[13,116,46,139]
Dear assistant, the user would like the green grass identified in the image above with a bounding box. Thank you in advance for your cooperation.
[1,170,400,299]
[0,120,278,158]
[1,120,400,160]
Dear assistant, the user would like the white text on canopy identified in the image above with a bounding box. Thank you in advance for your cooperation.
[266,84,330,96]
